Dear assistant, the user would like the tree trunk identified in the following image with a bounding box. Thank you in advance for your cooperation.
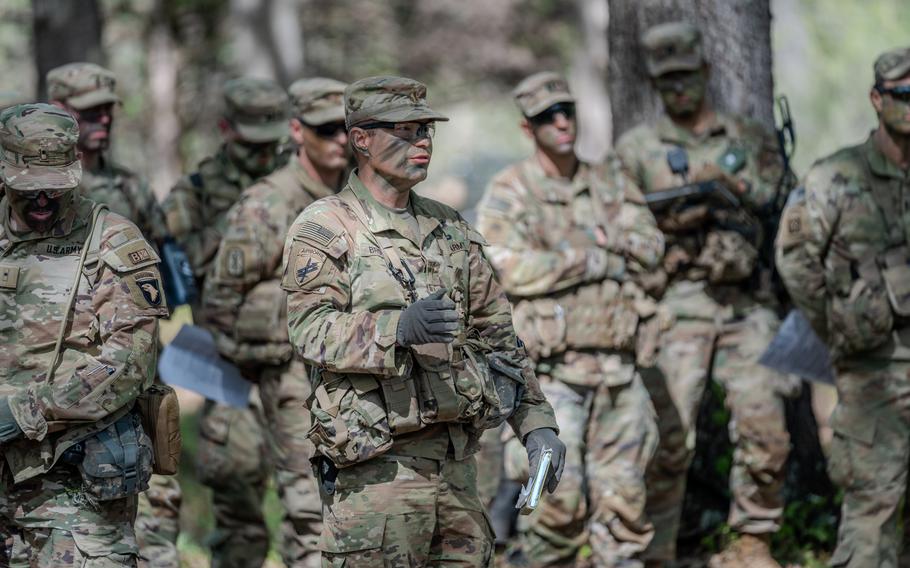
[32,0,104,100]
[227,0,304,85]
[571,0,612,162]
[147,11,182,200]
[606,0,775,140]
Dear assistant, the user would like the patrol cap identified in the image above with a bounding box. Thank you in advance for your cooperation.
[223,77,289,143]
[874,46,910,84]
[512,72,575,118]
[47,62,121,110]
[641,21,704,78]
[345,76,449,129]
[289,78,347,125]
[0,103,82,191]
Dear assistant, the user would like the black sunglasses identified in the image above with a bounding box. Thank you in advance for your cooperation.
[528,103,576,126]
[358,122,436,141]
[301,120,347,138]
[876,84,910,103]
[74,104,114,123]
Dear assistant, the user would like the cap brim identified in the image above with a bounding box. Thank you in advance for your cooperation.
[361,104,449,126]
[523,93,576,118]
[66,91,121,110]
[648,55,703,78]
[299,106,346,126]
[234,121,289,143]
[0,160,82,191]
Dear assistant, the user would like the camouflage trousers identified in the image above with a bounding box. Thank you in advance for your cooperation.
[197,363,321,568]
[259,360,321,568]
[318,453,494,567]
[136,474,181,568]
[827,353,910,568]
[642,280,800,562]
[197,394,271,568]
[0,465,139,567]
[506,351,658,567]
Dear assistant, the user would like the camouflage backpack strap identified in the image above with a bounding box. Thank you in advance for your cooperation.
[45,203,109,383]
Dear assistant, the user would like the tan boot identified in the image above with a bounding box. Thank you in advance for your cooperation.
[708,534,781,568]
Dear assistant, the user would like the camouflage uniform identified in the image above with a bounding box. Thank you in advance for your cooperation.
[0,104,167,567]
[282,76,559,567]
[203,78,347,568]
[614,22,799,564]
[476,72,662,567]
[776,47,910,568]
[47,61,179,568]
[162,77,289,568]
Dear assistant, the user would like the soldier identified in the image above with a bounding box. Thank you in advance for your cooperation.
[203,77,349,567]
[475,72,662,567]
[775,46,910,568]
[47,61,180,568]
[281,75,564,566]
[0,103,167,566]
[161,77,288,568]
[614,22,799,568]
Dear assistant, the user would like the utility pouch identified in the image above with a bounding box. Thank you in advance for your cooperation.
[412,342,461,423]
[77,412,153,501]
[472,352,526,431]
[827,256,893,357]
[881,247,910,317]
[135,384,182,475]
[307,373,393,468]
[511,298,567,360]
[378,375,422,434]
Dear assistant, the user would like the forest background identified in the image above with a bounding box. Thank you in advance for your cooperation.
[1,0,909,566]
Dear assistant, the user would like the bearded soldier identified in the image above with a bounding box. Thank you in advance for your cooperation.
[615,22,798,568]
[776,46,910,568]
[476,72,663,567]
[281,76,564,566]
[162,77,288,568]
[47,61,180,568]
[0,103,167,566]
[203,77,349,567]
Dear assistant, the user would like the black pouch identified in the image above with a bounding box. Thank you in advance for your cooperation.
[77,412,153,501]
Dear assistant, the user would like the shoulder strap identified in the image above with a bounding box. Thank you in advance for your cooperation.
[339,191,417,302]
[45,203,109,383]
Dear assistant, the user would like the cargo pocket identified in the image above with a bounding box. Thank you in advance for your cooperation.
[319,512,386,568]
[308,375,393,468]
[70,524,138,568]
[826,405,876,490]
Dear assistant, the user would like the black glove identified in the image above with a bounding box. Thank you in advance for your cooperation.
[525,427,566,493]
[0,397,23,444]
[396,288,459,346]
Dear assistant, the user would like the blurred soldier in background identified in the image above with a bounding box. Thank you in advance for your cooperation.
[281,75,564,566]
[47,61,180,568]
[202,77,348,567]
[476,72,663,567]
[776,46,910,568]
[0,103,167,566]
[615,22,799,568]
[162,77,288,568]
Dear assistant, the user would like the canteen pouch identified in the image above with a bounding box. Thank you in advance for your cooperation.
[135,384,182,475]
[471,352,526,431]
[827,255,893,358]
[307,373,393,468]
[511,298,567,360]
[77,412,153,501]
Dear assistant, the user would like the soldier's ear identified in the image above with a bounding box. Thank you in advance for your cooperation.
[289,118,306,146]
[520,118,533,140]
[871,85,884,115]
[349,127,370,156]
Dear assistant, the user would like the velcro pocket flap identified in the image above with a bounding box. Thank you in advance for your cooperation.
[319,512,386,553]
[829,405,876,446]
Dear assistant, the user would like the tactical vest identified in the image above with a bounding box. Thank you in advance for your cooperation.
[825,156,910,357]
[297,190,524,468]
[507,162,649,360]
[0,203,156,485]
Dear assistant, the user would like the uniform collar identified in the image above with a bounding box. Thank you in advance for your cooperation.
[864,133,910,181]
[348,169,440,246]
[0,194,87,244]
[656,112,729,147]
[521,155,593,202]
[292,157,336,201]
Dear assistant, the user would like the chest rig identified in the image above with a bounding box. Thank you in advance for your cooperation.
[305,191,524,468]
